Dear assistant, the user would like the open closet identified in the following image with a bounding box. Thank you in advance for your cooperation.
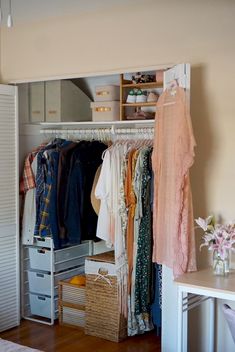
[0,63,190,350]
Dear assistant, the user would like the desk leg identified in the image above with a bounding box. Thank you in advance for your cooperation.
[183,292,188,352]
[177,288,183,352]
[209,297,215,352]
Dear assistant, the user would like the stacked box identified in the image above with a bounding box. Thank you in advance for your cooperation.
[59,277,86,329]
[91,85,120,122]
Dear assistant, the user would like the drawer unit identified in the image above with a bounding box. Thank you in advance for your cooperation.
[28,242,90,272]
[29,293,58,319]
[22,241,92,325]
[60,305,85,328]
[27,266,84,296]
[95,85,119,102]
[59,278,86,329]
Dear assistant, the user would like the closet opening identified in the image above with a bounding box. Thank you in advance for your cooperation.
[17,63,189,351]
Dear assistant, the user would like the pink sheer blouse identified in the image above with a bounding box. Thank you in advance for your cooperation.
[152,87,197,277]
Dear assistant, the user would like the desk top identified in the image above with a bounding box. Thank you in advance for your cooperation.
[174,268,235,296]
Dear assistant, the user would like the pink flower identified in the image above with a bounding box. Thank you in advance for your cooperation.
[195,216,235,260]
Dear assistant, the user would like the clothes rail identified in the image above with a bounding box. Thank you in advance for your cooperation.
[40,126,154,137]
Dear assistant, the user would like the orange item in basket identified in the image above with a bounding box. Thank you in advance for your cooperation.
[69,275,86,286]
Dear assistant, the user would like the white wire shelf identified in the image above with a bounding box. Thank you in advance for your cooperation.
[40,119,155,130]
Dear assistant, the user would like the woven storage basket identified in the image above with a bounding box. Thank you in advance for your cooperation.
[59,277,86,329]
[85,251,127,342]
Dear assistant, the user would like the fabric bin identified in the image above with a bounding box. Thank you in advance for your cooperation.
[95,85,120,102]
[59,277,86,328]
[85,251,127,342]
[90,101,120,122]
[29,293,58,319]
[27,266,84,296]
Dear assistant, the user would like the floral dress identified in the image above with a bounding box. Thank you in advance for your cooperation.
[134,147,153,331]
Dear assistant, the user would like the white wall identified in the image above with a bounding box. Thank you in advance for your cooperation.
[1,0,235,350]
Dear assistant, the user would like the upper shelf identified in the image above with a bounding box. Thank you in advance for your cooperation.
[122,102,157,107]
[122,81,163,89]
[40,120,155,129]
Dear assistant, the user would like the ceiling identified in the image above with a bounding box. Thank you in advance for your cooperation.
[1,0,138,25]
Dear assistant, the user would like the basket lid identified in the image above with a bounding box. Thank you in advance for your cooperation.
[86,251,115,264]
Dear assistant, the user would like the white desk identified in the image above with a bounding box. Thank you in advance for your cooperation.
[174,268,235,352]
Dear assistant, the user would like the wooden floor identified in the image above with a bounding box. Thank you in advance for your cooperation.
[0,320,161,352]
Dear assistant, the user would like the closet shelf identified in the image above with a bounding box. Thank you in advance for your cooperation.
[40,120,155,129]
[122,81,163,89]
[121,102,157,107]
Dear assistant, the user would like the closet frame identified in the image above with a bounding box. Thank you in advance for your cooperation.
[0,63,190,350]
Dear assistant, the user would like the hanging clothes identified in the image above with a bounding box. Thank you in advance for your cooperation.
[95,141,154,337]
[151,264,162,332]
[21,155,38,245]
[20,143,47,245]
[57,141,78,242]
[64,140,107,244]
[21,139,107,249]
[152,86,197,277]
[128,147,153,336]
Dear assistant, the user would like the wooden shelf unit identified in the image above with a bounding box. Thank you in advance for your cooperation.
[121,102,157,107]
[122,81,163,89]
[120,73,163,120]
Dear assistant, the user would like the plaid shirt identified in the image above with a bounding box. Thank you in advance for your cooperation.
[20,144,46,194]
[39,182,52,237]
[37,141,65,237]
[34,142,58,236]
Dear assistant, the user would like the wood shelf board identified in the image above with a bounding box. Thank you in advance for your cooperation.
[122,102,157,107]
[122,82,163,89]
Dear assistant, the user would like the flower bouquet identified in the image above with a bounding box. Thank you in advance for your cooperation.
[195,215,235,275]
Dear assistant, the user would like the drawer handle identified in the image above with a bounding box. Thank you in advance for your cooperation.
[36,273,44,278]
[48,110,57,114]
[95,107,111,112]
[32,110,41,114]
[96,91,110,96]
[37,238,45,242]
[37,249,46,254]
[38,296,46,301]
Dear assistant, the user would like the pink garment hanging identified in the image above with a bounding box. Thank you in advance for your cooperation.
[152,86,197,277]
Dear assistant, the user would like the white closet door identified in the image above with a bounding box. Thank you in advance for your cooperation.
[0,85,19,332]
[161,64,191,352]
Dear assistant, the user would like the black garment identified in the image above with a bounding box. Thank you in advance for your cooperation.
[57,141,78,241]
[64,141,107,245]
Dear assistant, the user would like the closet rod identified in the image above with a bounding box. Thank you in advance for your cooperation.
[40,127,154,135]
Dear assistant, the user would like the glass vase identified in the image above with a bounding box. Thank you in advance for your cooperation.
[213,250,230,276]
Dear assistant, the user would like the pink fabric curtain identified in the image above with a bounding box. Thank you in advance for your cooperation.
[152,87,197,277]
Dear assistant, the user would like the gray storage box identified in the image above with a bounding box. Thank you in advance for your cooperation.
[28,242,90,272]
[27,266,84,296]
[29,293,58,319]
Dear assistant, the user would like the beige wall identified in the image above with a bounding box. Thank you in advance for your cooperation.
[2,0,234,262]
[1,0,235,350]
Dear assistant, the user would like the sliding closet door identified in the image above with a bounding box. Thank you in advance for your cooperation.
[161,64,191,352]
[0,85,19,332]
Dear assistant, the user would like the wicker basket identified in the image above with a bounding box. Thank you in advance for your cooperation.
[58,277,86,329]
[85,252,127,342]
